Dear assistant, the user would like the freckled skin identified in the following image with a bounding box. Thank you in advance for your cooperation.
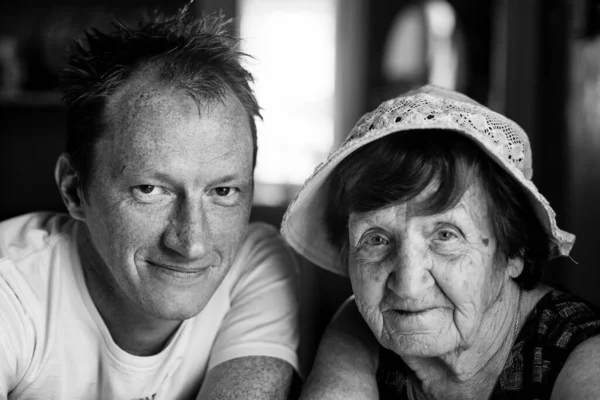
[77,78,254,339]
[348,180,515,361]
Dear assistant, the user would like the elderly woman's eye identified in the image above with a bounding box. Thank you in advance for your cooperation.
[364,234,389,246]
[436,229,458,241]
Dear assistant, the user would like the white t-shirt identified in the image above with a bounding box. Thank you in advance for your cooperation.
[0,213,299,400]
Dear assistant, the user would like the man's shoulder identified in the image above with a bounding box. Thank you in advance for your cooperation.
[243,220,279,240]
[0,212,76,261]
[0,212,78,311]
[237,221,292,262]
[0,213,79,389]
[246,221,279,238]
[226,221,297,287]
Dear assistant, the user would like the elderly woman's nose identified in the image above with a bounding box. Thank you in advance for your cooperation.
[386,243,433,298]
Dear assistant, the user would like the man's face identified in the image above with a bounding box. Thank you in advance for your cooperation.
[79,82,253,321]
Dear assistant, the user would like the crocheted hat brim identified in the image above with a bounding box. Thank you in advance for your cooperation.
[281,87,575,276]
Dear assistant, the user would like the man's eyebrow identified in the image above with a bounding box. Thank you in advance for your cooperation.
[207,174,252,187]
[120,169,174,180]
[121,169,252,187]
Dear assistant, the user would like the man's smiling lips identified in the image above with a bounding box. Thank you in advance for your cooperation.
[145,260,215,279]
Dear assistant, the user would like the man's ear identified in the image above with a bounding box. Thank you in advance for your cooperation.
[507,256,524,279]
[55,153,86,221]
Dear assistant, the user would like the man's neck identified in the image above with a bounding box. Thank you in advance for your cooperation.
[76,225,181,356]
[403,282,522,399]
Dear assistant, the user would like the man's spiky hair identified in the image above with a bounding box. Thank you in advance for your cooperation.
[60,4,261,191]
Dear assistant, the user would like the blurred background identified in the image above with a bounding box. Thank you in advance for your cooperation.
[1,0,600,374]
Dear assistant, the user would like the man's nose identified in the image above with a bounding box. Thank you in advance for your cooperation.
[162,201,211,259]
[386,238,433,298]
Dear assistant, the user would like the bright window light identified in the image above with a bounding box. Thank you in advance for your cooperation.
[239,0,337,204]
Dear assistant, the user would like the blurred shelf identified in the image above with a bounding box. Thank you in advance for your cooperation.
[0,91,62,108]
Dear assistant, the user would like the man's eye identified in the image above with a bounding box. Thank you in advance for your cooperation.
[211,187,241,206]
[137,185,156,194]
[215,187,233,197]
[132,185,168,202]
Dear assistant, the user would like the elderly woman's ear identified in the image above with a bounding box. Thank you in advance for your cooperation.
[507,257,524,279]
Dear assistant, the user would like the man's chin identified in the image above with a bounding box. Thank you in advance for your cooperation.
[136,266,227,321]
[139,286,216,321]
[144,299,209,321]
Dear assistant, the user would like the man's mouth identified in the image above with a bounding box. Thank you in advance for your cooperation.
[146,261,214,276]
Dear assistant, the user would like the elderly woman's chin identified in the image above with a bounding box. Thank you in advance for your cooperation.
[380,310,458,358]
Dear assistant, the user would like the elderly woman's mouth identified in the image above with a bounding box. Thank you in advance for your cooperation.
[392,309,429,316]
[382,302,439,314]
[382,308,440,333]
[385,307,437,318]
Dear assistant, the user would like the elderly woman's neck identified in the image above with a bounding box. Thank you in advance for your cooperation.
[404,282,529,399]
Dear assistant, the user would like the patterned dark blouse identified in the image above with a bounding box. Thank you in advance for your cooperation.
[376,291,600,399]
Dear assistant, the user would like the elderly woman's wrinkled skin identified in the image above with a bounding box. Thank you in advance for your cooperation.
[347,180,524,382]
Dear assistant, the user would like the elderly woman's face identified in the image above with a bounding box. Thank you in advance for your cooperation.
[347,180,514,358]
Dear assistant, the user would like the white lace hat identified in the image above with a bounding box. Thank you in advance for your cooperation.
[281,85,575,276]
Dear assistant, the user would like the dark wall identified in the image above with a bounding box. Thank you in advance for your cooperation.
[498,0,600,306]
[564,0,600,307]
[0,102,66,221]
